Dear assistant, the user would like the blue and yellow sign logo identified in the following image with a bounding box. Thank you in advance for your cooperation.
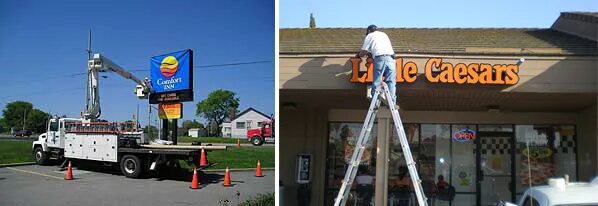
[160,56,179,77]
[150,50,192,93]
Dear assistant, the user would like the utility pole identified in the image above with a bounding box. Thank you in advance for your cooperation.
[148,104,152,139]
[85,28,92,114]
[22,109,27,130]
[136,104,140,131]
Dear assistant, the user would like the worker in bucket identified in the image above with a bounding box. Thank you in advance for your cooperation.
[356,24,398,107]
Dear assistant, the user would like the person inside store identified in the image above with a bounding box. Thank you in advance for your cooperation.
[395,166,414,205]
[436,175,456,201]
[357,24,399,108]
[355,167,375,205]
[436,175,449,189]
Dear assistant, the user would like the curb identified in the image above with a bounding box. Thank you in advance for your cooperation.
[0,162,36,168]
[202,167,275,172]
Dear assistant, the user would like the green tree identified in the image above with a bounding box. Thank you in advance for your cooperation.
[182,119,204,129]
[143,125,159,140]
[178,120,204,137]
[196,89,239,136]
[309,13,316,29]
[25,109,50,133]
[0,118,5,133]
[1,101,33,132]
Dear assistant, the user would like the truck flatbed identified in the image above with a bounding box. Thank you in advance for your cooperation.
[118,148,200,156]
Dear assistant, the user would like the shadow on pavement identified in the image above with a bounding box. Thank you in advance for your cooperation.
[70,160,226,186]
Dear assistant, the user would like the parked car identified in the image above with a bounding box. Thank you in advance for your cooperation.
[14,130,32,137]
[500,177,598,206]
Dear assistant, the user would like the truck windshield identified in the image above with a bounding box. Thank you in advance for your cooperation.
[49,121,58,131]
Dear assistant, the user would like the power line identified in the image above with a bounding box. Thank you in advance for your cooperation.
[6,59,273,84]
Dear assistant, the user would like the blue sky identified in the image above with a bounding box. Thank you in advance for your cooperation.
[281,0,597,28]
[0,1,274,126]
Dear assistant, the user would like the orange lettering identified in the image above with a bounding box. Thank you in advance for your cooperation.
[479,64,493,84]
[505,65,519,84]
[396,58,405,82]
[439,62,454,83]
[453,63,467,84]
[366,57,374,82]
[349,57,366,83]
[467,63,479,84]
[492,65,507,84]
[404,61,417,82]
[425,58,441,83]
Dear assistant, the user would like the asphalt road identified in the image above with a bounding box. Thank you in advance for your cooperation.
[0,164,274,206]
[0,135,36,141]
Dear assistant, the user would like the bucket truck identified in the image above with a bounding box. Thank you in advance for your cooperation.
[32,53,225,178]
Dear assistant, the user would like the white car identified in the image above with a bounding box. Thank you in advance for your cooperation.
[502,177,598,206]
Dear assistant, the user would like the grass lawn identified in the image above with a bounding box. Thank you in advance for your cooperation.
[0,139,273,170]
[178,136,243,144]
[181,146,274,170]
[0,140,34,164]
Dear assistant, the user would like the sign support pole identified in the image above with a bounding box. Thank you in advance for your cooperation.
[172,119,178,145]
[162,119,169,141]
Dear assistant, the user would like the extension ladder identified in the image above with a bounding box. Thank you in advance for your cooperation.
[333,83,428,206]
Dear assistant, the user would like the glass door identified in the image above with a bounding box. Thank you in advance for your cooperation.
[476,132,515,206]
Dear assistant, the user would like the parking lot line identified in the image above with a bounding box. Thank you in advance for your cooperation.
[5,167,64,180]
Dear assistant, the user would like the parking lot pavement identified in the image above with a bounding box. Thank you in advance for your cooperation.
[0,164,274,206]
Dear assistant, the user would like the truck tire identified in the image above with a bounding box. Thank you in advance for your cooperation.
[120,155,144,178]
[33,147,49,165]
[251,136,264,146]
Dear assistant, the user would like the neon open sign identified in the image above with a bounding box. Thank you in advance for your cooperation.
[453,129,476,142]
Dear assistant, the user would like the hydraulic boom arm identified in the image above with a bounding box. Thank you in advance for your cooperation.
[82,53,152,121]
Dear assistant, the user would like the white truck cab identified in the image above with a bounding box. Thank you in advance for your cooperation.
[32,117,82,165]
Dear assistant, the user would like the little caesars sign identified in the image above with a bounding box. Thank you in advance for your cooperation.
[349,57,520,85]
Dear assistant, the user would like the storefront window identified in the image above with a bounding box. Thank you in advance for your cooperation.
[424,124,451,206]
[325,123,578,206]
[515,125,577,195]
[451,124,477,206]
[326,122,377,205]
[388,123,420,206]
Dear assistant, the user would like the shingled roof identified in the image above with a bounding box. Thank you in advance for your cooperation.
[280,28,598,56]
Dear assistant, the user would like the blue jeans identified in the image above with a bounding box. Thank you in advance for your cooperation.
[371,55,397,103]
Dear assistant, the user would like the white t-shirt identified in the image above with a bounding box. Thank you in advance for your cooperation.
[361,31,395,57]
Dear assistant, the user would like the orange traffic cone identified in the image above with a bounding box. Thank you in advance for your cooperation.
[190,168,200,189]
[223,166,232,187]
[200,149,208,167]
[255,160,263,177]
[236,138,241,148]
[65,161,74,180]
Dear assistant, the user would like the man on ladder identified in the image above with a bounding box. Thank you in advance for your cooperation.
[357,24,399,108]
[334,25,428,206]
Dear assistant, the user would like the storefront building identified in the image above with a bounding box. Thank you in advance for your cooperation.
[279,12,597,206]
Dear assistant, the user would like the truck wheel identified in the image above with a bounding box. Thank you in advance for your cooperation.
[120,155,143,178]
[33,147,49,165]
[251,137,264,146]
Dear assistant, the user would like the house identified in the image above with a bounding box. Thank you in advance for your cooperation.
[188,128,207,138]
[220,122,232,137]
[227,107,271,139]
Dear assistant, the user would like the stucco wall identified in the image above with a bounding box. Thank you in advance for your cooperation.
[552,16,598,41]
[280,55,597,93]
[280,106,328,206]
